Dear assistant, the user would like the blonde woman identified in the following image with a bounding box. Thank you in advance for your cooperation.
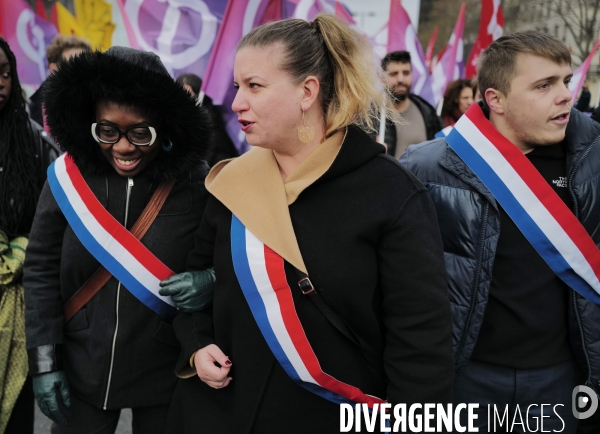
[166,15,453,433]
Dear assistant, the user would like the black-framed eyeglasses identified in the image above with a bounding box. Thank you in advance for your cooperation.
[91,123,158,147]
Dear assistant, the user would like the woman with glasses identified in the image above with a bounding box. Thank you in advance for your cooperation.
[22,47,215,434]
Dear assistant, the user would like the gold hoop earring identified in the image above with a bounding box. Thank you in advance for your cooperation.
[298,110,315,143]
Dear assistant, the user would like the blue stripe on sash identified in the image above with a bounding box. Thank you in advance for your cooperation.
[47,163,176,319]
[230,215,354,405]
[446,129,600,304]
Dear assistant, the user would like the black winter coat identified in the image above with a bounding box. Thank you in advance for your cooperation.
[24,168,209,409]
[23,48,213,410]
[400,108,600,392]
[166,126,454,434]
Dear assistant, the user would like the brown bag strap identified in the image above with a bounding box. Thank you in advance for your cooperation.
[63,181,175,323]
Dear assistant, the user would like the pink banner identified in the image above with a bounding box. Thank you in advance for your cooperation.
[0,0,57,87]
[387,0,435,106]
[569,39,600,101]
[431,2,466,105]
[334,1,355,25]
[121,0,229,77]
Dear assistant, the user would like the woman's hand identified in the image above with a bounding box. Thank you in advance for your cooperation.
[194,344,232,389]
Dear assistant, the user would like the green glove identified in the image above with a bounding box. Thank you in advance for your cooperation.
[32,371,71,426]
[159,268,216,312]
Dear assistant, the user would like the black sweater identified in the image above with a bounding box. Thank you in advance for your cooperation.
[167,126,454,434]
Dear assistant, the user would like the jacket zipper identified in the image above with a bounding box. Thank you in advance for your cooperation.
[455,202,490,369]
[567,138,598,387]
[103,177,134,410]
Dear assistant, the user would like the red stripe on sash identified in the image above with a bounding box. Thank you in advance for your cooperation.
[465,107,600,279]
[64,155,172,280]
[263,244,385,407]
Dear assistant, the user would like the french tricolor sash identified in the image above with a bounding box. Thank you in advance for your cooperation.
[435,125,453,138]
[230,214,386,408]
[47,154,177,319]
[446,104,600,304]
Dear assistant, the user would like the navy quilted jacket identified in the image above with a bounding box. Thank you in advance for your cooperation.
[400,108,600,393]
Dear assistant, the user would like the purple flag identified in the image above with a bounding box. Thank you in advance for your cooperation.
[122,0,228,78]
[1,0,57,87]
[387,0,435,106]
[292,0,325,19]
[569,39,599,102]
[335,1,356,25]
[431,2,466,105]
[202,0,284,105]
[199,0,288,154]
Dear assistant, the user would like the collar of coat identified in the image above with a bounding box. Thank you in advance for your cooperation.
[206,125,385,274]
[206,129,346,274]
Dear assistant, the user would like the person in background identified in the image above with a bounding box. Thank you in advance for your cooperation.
[402,31,600,434]
[440,78,474,127]
[24,47,214,434]
[176,73,239,166]
[28,34,91,126]
[575,77,592,113]
[379,50,443,158]
[0,37,59,434]
[165,15,453,434]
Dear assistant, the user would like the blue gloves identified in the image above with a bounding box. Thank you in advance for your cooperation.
[32,371,71,426]
[159,268,216,312]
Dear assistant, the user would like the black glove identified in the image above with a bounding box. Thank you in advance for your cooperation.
[159,268,216,312]
[32,371,71,426]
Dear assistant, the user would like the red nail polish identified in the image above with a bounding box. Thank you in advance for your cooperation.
[225,360,232,366]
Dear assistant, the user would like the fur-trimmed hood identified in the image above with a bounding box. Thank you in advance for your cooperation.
[43,47,213,182]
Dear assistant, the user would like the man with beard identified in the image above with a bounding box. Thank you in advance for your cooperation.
[401,31,600,433]
[380,51,442,158]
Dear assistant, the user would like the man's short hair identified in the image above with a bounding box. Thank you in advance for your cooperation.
[46,35,91,64]
[477,31,571,109]
[381,51,412,71]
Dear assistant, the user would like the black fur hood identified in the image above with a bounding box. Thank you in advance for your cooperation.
[43,47,212,182]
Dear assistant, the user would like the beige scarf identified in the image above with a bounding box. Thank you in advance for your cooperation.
[206,129,345,274]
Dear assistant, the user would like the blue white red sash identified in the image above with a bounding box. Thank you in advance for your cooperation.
[230,215,386,408]
[47,154,177,319]
[446,104,600,304]
[435,125,453,138]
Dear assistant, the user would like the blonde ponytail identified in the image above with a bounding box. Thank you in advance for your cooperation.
[238,14,395,137]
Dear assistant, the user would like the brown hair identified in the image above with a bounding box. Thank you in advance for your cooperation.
[237,14,392,136]
[477,31,571,109]
[46,35,91,64]
[441,78,473,124]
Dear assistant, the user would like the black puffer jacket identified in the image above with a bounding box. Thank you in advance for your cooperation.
[400,108,600,393]
[23,48,212,409]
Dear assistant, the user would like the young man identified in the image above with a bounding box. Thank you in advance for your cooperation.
[380,51,443,158]
[28,35,90,126]
[401,31,600,433]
